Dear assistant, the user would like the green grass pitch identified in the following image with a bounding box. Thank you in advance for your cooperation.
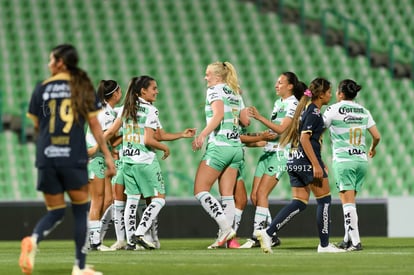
[2,237,413,275]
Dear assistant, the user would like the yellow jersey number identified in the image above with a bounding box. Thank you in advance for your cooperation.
[48,99,74,134]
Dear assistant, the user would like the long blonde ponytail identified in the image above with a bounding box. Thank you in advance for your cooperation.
[209,61,240,94]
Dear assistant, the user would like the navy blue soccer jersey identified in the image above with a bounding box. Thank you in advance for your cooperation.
[297,102,325,158]
[288,102,325,166]
[27,72,101,168]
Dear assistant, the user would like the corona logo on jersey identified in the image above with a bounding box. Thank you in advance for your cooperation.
[338,106,364,114]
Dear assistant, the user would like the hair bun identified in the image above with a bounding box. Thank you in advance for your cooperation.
[346,82,361,94]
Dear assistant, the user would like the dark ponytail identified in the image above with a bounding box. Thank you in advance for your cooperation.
[121,75,155,123]
[51,44,95,123]
[97,80,119,107]
[282,71,305,100]
[338,79,361,100]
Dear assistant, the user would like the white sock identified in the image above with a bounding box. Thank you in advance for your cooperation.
[135,198,165,236]
[124,195,141,244]
[88,220,101,246]
[266,208,272,227]
[113,200,126,242]
[343,203,360,245]
[195,191,229,230]
[234,208,243,232]
[100,204,113,242]
[150,217,159,242]
[253,206,269,238]
[221,196,235,230]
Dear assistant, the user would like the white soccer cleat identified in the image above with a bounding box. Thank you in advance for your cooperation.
[110,240,127,250]
[72,265,103,275]
[96,244,116,252]
[317,243,347,253]
[255,229,273,254]
[239,238,257,249]
[207,240,220,249]
[131,234,156,250]
[216,228,236,247]
[19,236,37,275]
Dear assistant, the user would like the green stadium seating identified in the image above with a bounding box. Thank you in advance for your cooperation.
[0,0,412,199]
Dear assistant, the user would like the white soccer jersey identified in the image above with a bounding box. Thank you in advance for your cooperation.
[116,97,160,164]
[263,95,298,152]
[205,83,243,147]
[85,103,117,156]
[323,100,376,162]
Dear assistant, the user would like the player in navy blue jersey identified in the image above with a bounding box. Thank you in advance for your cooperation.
[255,77,345,253]
[19,44,115,275]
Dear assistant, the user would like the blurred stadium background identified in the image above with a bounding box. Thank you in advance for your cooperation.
[0,0,413,204]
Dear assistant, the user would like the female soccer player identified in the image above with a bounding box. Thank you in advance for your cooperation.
[192,61,250,249]
[240,72,304,249]
[255,77,345,253]
[86,80,122,251]
[323,79,380,251]
[20,44,115,275]
[103,76,195,250]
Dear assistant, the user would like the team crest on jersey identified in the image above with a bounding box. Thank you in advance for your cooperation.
[223,86,233,94]
[312,108,320,116]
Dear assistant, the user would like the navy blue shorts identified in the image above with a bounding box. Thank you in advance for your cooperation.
[37,167,88,194]
[287,159,327,187]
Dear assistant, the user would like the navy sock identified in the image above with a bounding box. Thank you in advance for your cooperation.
[33,208,65,243]
[267,199,307,236]
[316,195,331,247]
[71,202,89,269]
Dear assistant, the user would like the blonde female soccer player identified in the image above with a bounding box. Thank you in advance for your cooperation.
[192,61,250,249]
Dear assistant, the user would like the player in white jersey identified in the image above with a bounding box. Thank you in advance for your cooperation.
[85,80,122,251]
[103,76,195,250]
[192,61,250,249]
[240,72,305,248]
[227,130,277,249]
[323,79,380,251]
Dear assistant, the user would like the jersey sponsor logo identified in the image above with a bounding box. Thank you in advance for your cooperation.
[343,115,364,124]
[226,132,240,139]
[43,83,71,100]
[51,136,70,145]
[339,106,364,114]
[209,92,219,100]
[226,96,240,106]
[123,148,141,156]
[348,148,365,155]
[44,145,71,157]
